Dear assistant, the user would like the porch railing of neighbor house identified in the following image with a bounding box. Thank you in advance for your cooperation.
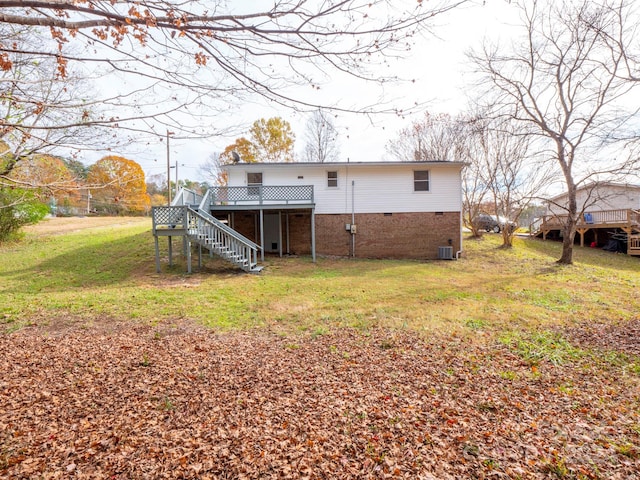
[531,208,640,256]
[536,209,640,230]
[629,234,640,255]
[205,185,314,207]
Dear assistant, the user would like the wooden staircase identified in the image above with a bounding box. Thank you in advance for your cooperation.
[152,198,262,273]
[188,209,263,272]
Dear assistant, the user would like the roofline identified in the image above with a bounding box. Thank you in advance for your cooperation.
[223,160,465,168]
[548,181,640,201]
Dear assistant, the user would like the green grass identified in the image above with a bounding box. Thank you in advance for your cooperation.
[1,220,639,337]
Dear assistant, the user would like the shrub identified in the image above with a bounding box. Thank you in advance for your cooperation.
[0,187,49,241]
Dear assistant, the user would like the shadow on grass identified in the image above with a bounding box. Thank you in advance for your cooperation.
[3,230,157,294]
[523,236,640,273]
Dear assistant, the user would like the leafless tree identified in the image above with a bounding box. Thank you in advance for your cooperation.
[471,118,554,247]
[0,25,113,178]
[385,112,470,162]
[199,152,227,187]
[385,112,491,236]
[0,0,467,171]
[303,110,340,163]
[470,0,640,264]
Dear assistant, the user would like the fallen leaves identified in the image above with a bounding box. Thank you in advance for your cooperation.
[0,322,638,478]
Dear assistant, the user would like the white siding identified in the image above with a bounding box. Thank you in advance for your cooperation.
[225,163,462,214]
[548,184,640,214]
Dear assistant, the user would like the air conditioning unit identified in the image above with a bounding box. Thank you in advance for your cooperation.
[438,246,454,260]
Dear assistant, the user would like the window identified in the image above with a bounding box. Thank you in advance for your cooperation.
[247,172,262,195]
[327,171,338,188]
[414,170,430,192]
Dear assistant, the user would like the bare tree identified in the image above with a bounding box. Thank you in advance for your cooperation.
[0,0,467,170]
[199,152,228,187]
[0,25,111,178]
[386,112,470,162]
[303,110,340,163]
[385,112,492,236]
[470,0,640,264]
[471,118,554,247]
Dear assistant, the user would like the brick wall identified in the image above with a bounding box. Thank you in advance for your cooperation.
[313,212,461,259]
[229,213,259,244]
[220,210,461,260]
[285,213,311,255]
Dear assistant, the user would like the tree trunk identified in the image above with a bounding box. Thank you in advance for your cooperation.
[501,228,514,248]
[557,173,578,264]
[558,221,576,264]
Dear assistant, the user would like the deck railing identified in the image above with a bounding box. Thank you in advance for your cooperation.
[172,188,203,207]
[537,209,640,230]
[152,205,261,272]
[205,185,314,207]
[152,205,188,230]
[629,235,640,255]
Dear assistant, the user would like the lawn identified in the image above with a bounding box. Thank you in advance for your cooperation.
[2,217,638,334]
[0,217,639,478]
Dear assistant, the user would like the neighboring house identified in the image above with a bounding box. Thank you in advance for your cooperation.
[546,182,640,215]
[535,182,640,255]
[152,161,465,272]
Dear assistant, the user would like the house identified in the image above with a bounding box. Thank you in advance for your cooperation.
[534,182,640,255]
[152,161,465,272]
[546,182,640,215]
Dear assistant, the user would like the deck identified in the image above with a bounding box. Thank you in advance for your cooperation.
[207,185,315,210]
[532,209,640,256]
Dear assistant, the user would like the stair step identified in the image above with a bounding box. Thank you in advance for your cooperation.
[181,209,261,273]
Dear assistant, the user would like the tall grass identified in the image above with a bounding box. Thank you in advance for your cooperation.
[1,219,638,334]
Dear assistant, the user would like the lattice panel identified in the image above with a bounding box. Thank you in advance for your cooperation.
[210,186,313,204]
[153,207,186,225]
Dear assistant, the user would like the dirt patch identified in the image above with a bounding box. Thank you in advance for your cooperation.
[1,324,638,479]
[24,216,150,236]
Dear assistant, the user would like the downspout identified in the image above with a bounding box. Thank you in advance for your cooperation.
[351,180,355,258]
[456,168,463,260]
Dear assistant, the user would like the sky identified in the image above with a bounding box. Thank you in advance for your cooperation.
[80,0,519,184]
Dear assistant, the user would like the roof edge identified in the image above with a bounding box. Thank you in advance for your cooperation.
[224,160,465,168]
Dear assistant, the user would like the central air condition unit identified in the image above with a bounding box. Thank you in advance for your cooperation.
[438,246,454,260]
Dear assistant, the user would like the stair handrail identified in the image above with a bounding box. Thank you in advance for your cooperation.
[188,207,261,252]
[198,188,212,212]
[172,187,203,207]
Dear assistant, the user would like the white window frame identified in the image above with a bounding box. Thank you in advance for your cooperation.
[247,172,263,196]
[413,170,430,192]
[327,170,338,188]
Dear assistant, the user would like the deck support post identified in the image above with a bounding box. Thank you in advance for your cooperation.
[168,236,173,267]
[577,228,589,247]
[260,209,265,262]
[286,213,290,255]
[186,238,192,274]
[154,235,160,273]
[311,208,316,263]
[198,244,202,269]
[278,211,283,258]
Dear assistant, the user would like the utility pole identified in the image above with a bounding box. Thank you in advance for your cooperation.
[166,130,174,205]
[175,160,179,194]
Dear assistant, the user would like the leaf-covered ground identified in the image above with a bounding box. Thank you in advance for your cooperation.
[1,321,639,479]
